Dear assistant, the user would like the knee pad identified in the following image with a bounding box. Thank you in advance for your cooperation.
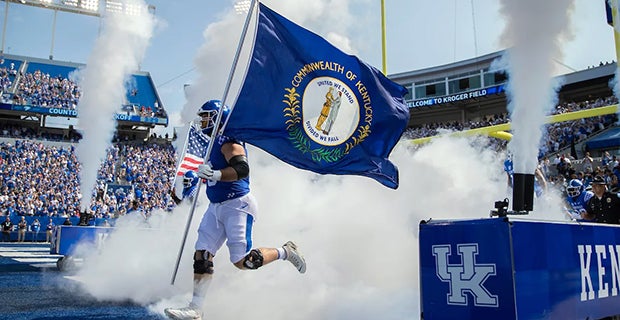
[242,249,264,270]
[193,250,214,275]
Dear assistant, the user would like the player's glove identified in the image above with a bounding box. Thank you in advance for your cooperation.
[570,212,582,220]
[197,164,222,181]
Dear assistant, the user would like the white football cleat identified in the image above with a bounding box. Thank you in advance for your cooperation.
[164,303,202,320]
[283,241,306,274]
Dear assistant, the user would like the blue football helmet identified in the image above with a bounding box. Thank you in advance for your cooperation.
[182,170,199,200]
[197,99,230,135]
[183,170,199,189]
[566,179,584,198]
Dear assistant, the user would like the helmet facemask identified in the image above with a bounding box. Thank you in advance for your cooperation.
[566,186,581,198]
[566,179,583,198]
[183,171,198,189]
[196,100,229,136]
[198,110,218,136]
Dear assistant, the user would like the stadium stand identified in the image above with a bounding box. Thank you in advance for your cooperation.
[391,50,616,128]
[390,49,620,198]
[0,53,175,239]
[0,53,167,142]
[0,136,177,243]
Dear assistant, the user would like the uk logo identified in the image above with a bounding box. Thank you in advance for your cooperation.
[432,243,498,307]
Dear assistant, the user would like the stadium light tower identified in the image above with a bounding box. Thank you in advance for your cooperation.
[234,0,250,15]
[0,0,155,57]
[2,0,103,17]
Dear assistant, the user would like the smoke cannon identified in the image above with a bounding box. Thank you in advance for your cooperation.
[490,173,534,217]
[512,173,534,212]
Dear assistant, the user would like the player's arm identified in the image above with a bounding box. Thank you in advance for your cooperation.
[535,168,547,191]
[563,202,578,220]
[218,142,249,182]
[197,142,249,182]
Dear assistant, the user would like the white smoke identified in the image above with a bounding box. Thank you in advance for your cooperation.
[498,0,575,174]
[68,135,568,319]
[75,0,156,209]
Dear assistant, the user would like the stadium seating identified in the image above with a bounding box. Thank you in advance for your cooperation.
[0,138,176,226]
[0,56,164,119]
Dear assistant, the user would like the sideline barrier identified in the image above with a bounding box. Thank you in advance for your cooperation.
[51,225,113,256]
[0,215,115,242]
[419,218,620,319]
[50,225,114,271]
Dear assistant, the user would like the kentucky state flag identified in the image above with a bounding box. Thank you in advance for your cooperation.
[225,3,410,189]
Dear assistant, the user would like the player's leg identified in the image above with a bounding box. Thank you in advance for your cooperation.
[232,242,306,274]
[165,205,225,320]
[219,194,267,269]
[223,195,306,273]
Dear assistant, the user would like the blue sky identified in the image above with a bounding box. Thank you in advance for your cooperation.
[0,0,616,134]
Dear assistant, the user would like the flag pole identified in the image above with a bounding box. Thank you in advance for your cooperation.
[170,179,203,285]
[170,0,258,285]
[209,0,258,150]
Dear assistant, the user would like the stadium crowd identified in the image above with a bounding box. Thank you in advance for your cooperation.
[0,64,166,118]
[0,139,177,220]
[0,65,15,94]
[404,95,619,154]
[404,95,617,142]
[13,69,80,110]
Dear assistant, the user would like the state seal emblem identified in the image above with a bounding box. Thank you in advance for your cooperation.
[283,71,371,163]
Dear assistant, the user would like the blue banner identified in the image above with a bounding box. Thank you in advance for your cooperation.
[408,84,506,108]
[419,218,620,320]
[2,104,167,125]
[114,113,168,125]
[225,3,409,189]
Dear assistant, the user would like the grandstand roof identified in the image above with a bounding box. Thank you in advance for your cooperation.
[4,53,153,77]
[389,50,504,82]
[586,126,620,150]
